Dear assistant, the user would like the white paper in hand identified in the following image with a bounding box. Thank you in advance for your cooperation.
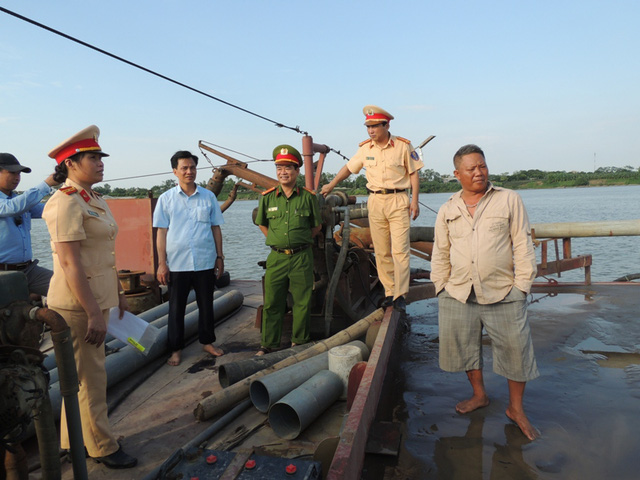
[108,308,160,355]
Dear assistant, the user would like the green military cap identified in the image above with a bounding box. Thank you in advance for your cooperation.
[272,144,302,167]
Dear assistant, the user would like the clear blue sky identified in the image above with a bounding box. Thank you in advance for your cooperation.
[2,0,639,190]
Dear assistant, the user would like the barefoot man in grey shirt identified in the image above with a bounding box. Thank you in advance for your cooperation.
[430,144,539,440]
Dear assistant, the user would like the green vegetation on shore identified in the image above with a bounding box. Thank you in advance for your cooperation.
[88,166,640,200]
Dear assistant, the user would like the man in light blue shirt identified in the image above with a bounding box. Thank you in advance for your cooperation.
[0,153,60,296]
[153,150,225,366]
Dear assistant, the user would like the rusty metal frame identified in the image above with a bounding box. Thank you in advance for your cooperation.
[536,237,592,284]
[327,307,397,479]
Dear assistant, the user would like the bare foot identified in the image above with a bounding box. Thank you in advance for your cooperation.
[455,394,490,414]
[506,407,540,441]
[167,351,181,366]
[203,344,224,357]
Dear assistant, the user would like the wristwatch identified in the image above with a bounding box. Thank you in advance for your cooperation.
[217,255,225,260]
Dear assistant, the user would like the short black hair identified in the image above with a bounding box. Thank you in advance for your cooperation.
[453,144,485,169]
[170,150,198,169]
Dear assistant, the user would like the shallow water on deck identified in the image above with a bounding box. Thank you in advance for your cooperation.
[371,290,640,480]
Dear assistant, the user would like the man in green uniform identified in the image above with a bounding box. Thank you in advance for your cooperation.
[254,144,322,355]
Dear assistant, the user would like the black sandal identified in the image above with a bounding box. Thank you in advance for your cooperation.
[255,346,272,356]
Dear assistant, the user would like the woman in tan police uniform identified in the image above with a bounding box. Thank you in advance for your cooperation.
[43,125,137,469]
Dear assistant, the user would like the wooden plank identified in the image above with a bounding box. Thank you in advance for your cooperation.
[326,307,397,480]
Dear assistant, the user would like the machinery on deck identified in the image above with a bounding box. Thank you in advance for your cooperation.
[199,138,437,337]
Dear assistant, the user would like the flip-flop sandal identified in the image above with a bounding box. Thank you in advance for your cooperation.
[255,346,272,356]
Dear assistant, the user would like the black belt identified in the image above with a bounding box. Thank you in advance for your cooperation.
[367,188,406,194]
[0,260,32,271]
[271,245,310,255]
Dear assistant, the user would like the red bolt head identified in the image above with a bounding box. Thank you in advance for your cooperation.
[286,463,297,474]
[190,477,199,480]
[245,459,257,470]
[206,454,218,464]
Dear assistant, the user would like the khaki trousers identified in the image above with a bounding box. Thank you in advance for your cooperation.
[58,308,119,457]
[367,192,411,299]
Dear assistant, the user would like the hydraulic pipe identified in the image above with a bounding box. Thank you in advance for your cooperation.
[250,340,368,413]
[269,370,343,440]
[194,308,384,421]
[325,206,351,336]
[219,345,311,388]
[532,219,640,238]
[32,393,61,480]
[34,308,88,480]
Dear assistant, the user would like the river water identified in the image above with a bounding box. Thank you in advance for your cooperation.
[28,185,640,479]
[30,184,640,281]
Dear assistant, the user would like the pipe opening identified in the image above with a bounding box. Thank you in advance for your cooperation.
[269,403,301,440]
[249,381,272,413]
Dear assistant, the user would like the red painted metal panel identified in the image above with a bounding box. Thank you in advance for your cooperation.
[105,198,157,276]
[327,307,397,480]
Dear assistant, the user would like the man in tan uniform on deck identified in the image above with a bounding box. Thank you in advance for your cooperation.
[321,105,423,311]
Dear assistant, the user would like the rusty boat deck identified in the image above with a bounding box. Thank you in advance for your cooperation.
[26,278,396,479]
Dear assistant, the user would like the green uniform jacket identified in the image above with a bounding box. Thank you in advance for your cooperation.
[255,185,321,247]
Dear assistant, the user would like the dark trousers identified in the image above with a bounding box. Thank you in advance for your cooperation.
[168,269,216,352]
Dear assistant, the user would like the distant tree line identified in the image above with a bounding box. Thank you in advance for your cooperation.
[89,166,640,199]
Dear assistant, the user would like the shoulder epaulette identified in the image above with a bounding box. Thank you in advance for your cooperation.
[359,138,372,147]
[303,187,315,195]
[395,136,411,144]
[262,186,277,196]
[60,186,77,195]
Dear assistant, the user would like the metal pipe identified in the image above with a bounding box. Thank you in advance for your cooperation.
[250,340,368,413]
[48,327,88,479]
[325,206,351,336]
[219,345,310,388]
[336,203,369,221]
[45,290,244,423]
[194,308,383,421]
[45,290,211,382]
[42,290,198,372]
[140,399,252,480]
[32,393,61,480]
[269,370,343,440]
[250,353,328,413]
[409,226,435,242]
[33,307,88,480]
[532,219,640,238]
[302,135,315,191]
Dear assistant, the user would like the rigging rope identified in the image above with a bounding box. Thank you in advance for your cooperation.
[0,6,307,135]
[1,6,354,181]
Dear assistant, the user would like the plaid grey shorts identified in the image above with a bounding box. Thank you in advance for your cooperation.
[438,288,539,382]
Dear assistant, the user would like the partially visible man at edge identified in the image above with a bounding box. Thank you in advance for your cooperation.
[0,152,60,297]
[320,105,423,312]
[153,150,225,367]
[430,144,540,440]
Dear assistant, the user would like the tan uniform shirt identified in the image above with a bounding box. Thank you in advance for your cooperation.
[347,135,424,190]
[430,184,537,304]
[43,178,119,311]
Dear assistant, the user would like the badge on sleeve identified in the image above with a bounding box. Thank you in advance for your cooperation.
[410,150,420,161]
